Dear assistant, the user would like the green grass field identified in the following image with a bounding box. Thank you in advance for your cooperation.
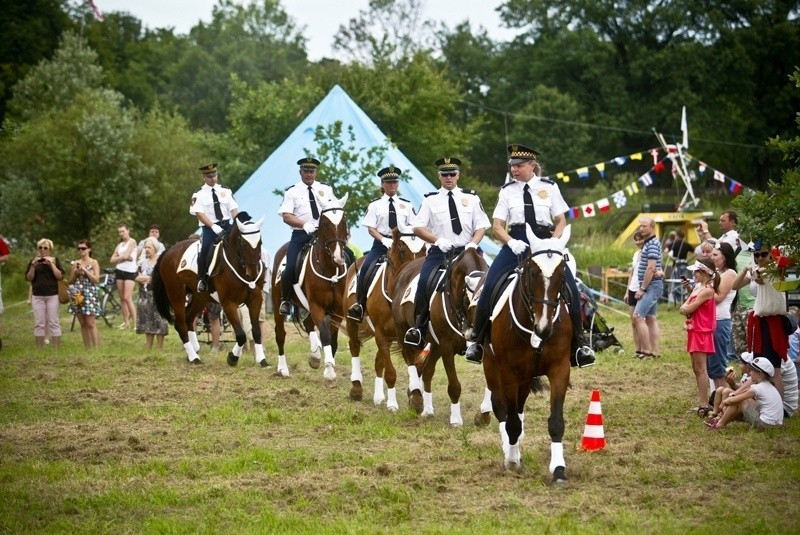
[0,296,798,534]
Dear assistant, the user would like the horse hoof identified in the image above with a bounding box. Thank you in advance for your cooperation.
[387,404,399,413]
[503,460,522,474]
[349,383,363,401]
[308,356,321,369]
[189,358,202,365]
[276,367,290,378]
[323,365,336,382]
[552,466,568,485]
[227,353,239,367]
[408,392,423,415]
[473,411,492,427]
[258,359,269,368]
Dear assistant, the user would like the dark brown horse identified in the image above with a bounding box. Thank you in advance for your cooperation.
[480,224,573,481]
[271,193,349,381]
[152,216,267,365]
[345,227,427,408]
[392,246,487,425]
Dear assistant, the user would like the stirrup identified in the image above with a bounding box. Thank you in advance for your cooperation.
[197,279,208,293]
[404,327,422,347]
[573,346,596,368]
[278,301,292,316]
[347,303,364,322]
[465,342,483,364]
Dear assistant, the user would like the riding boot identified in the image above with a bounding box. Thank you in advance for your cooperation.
[570,309,596,368]
[197,256,208,293]
[403,313,426,347]
[279,277,293,316]
[465,318,488,364]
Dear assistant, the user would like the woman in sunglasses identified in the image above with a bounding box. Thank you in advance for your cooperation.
[68,239,101,349]
[25,238,66,348]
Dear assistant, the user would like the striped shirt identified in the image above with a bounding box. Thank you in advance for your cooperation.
[637,234,663,284]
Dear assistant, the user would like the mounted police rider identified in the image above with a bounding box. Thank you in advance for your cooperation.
[277,156,335,316]
[464,144,596,368]
[191,163,239,293]
[403,157,490,347]
[347,165,415,323]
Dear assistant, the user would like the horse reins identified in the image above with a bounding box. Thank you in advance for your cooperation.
[219,226,264,290]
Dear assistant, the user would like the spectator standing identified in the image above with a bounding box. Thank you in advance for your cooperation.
[632,217,663,358]
[707,242,738,389]
[135,237,168,351]
[696,210,743,252]
[624,231,645,356]
[136,224,165,263]
[788,307,799,384]
[26,238,65,348]
[730,243,756,357]
[668,229,692,304]
[110,222,138,329]
[678,259,719,415]
[68,239,101,349]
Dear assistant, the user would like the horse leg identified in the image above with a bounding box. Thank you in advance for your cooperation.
[273,305,290,378]
[375,330,397,411]
[346,318,363,402]
[473,386,493,427]
[181,295,207,364]
[309,305,336,381]
[304,316,321,369]
[222,301,248,367]
[419,350,436,418]
[547,363,570,484]
[441,346,463,427]
[248,294,267,367]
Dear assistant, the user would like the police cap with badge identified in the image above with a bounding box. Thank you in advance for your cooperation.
[378,165,402,182]
[507,144,539,165]
[436,157,461,174]
[297,157,320,170]
[199,163,218,176]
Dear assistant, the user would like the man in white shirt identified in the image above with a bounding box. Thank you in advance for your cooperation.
[697,210,743,253]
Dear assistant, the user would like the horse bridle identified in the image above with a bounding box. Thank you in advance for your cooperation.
[220,226,264,290]
[308,207,347,284]
[437,249,474,338]
[380,232,417,302]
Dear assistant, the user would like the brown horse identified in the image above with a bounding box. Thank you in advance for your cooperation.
[392,246,487,425]
[271,193,349,381]
[345,227,427,408]
[152,216,267,365]
[480,224,573,481]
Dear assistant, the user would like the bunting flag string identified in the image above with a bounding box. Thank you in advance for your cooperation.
[544,148,659,183]
[562,152,753,220]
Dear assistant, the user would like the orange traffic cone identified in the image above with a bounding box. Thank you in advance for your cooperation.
[581,389,606,451]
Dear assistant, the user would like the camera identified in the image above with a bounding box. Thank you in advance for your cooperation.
[37,258,47,264]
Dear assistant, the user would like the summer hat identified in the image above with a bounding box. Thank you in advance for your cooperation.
[750,357,775,377]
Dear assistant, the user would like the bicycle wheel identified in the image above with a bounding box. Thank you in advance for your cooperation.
[101,291,119,326]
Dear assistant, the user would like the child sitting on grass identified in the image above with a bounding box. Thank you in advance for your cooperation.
[708,357,784,430]
[706,352,754,424]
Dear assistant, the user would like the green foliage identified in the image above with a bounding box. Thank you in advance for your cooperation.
[271,121,391,230]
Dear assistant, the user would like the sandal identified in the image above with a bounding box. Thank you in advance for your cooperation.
[697,405,713,418]
[703,417,719,427]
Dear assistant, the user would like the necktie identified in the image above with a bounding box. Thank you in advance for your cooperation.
[211,187,223,221]
[523,184,535,225]
[308,186,319,219]
[448,191,463,234]
[388,198,397,229]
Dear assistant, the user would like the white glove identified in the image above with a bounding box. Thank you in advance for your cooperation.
[303,221,317,235]
[381,237,393,249]
[507,239,528,255]
[211,224,223,236]
[434,238,453,253]
[465,242,478,250]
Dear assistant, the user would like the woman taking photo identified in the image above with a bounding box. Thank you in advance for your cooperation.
[69,239,101,349]
[26,238,65,348]
[708,242,738,391]
[110,222,137,329]
[135,237,168,351]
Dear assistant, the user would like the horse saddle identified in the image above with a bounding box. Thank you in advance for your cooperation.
[177,240,222,275]
[347,257,387,299]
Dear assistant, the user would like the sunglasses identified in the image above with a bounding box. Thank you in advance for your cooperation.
[754,251,770,258]
[38,246,50,250]
[77,246,88,251]
[440,172,458,178]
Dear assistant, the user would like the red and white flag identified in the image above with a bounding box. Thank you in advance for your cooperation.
[581,203,596,218]
[87,0,104,22]
[597,198,610,213]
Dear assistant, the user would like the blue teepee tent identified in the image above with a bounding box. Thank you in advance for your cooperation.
[234,85,499,258]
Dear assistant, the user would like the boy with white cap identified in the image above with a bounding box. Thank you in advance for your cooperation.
[710,356,783,430]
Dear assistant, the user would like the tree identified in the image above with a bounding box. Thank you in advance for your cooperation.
[731,68,800,267]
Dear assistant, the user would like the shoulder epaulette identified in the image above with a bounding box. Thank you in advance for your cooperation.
[193,187,203,193]
[540,178,555,185]
[398,197,411,203]
[501,182,515,189]
[424,191,439,197]
[284,184,298,192]
[218,185,232,191]
[369,197,382,204]
[460,188,477,195]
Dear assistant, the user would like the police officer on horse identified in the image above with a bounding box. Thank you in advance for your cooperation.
[278,156,336,316]
[347,165,415,323]
[191,163,239,293]
[464,144,595,368]
[403,157,490,347]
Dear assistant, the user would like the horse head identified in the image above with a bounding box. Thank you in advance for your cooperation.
[316,192,349,267]
[389,225,426,271]
[448,246,489,333]
[524,224,571,338]
[232,214,265,280]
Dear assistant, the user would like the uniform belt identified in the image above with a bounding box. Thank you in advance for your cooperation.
[508,223,551,231]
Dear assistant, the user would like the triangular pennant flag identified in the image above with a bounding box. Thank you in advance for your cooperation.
[597,198,611,213]
[612,190,627,208]
[653,161,665,173]
[630,152,643,161]
[614,156,627,166]
[713,170,725,183]
[577,167,590,179]
[639,172,654,186]
[596,162,606,178]
[581,203,596,218]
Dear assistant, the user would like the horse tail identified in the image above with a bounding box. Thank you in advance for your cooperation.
[152,254,174,324]
[530,376,550,395]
